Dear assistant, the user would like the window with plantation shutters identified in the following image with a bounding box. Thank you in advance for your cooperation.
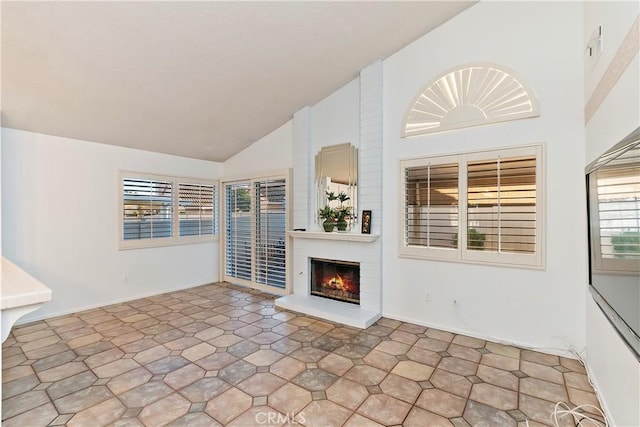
[179,183,216,237]
[123,178,173,242]
[120,172,218,249]
[467,156,536,254]
[404,161,459,259]
[400,145,543,268]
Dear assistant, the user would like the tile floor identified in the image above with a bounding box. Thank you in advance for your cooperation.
[2,282,604,427]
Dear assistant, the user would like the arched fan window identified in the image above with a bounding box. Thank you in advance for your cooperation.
[402,63,539,137]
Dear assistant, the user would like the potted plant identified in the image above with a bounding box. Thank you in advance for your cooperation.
[337,192,351,231]
[612,231,640,258]
[335,206,351,231]
[318,205,336,232]
[325,191,338,204]
[320,191,352,232]
[332,191,351,232]
[452,228,486,249]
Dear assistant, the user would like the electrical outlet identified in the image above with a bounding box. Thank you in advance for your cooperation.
[425,292,431,302]
[123,274,129,283]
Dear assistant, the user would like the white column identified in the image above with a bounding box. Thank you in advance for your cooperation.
[359,60,383,314]
[292,107,312,230]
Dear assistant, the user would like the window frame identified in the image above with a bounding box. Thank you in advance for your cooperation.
[399,144,545,269]
[119,171,219,250]
[178,181,218,238]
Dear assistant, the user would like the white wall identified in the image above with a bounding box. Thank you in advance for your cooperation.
[584,4,639,163]
[309,78,361,228]
[381,2,587,353]
[583,2,640,426]
[0,136,2,256]
[586,298,639,426]
[2,128,222,322]
[311,78,360,152]
[221,76,359,192]
[222,120,293,180]
[291,78,361,230]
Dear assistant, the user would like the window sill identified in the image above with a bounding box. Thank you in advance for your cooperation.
[398,250,544,270]
[119,235,219,250]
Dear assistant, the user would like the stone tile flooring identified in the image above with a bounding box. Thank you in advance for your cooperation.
[2,282,604,426]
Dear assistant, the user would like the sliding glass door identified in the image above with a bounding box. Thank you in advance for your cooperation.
[224,177,287,293]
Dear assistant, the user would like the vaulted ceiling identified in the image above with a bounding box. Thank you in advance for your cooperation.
[1,1,475,162]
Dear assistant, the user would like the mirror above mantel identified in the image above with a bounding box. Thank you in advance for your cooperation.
[315,142,358,227]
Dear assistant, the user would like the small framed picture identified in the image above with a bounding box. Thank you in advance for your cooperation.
[361,210,372,234]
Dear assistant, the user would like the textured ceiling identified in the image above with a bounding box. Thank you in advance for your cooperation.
[1,1,475,162]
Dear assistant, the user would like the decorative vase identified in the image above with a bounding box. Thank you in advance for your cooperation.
[336,219,348,232]
[322,219,335,232]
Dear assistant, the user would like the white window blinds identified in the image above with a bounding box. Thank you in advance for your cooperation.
[254,179,287,289]
[405,163,459,249]
[224,177,287,292]
[467,156,537,254]
[179,183,216,237]
[123,178,173,241]
[225,182,253,281]
[400,145,543,268]
[120,173,218,249]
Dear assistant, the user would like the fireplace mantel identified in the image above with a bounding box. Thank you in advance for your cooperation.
[287,230,379,243]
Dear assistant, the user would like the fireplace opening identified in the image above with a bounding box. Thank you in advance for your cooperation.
[310,258,360,305]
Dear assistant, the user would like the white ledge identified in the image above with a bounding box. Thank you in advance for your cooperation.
[287,230,379,242]
[1,257,52,342]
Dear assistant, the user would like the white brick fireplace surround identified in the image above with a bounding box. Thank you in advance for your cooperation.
[275,61,383,328]
[276,233,381,328]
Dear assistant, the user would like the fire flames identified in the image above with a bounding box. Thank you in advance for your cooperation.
[326,274,345,290]
[323,274,358,294]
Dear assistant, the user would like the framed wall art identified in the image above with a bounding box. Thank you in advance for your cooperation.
[361,210,371,234]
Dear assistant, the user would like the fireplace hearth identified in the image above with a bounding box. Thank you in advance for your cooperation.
[310,258,360,305]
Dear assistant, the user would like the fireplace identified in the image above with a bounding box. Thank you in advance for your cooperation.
[310,258,360,305]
